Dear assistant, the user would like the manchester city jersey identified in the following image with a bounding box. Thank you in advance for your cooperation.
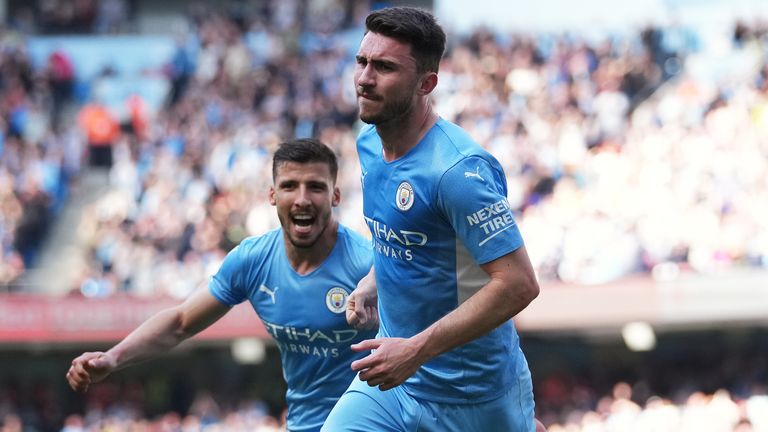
[358,118,527,404]
[209,224,376,432]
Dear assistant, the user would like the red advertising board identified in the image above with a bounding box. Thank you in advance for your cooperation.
[0,294,268,343]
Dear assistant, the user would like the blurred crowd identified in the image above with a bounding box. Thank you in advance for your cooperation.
[0,25,82,286]
[542,382,768,432]
[10,0,130,35]
[69,0,367,298]
[10,390,764,432]
[0,364,768,432]
[502,25,768,285]
[0,387,287,432]
[0,1,766,295]
[72,1,768,297]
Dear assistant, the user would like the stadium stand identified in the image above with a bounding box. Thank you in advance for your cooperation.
[24,0,765,299]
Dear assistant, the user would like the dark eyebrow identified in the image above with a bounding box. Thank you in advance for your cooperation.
[307,180,329,189]
[356,55,397,69]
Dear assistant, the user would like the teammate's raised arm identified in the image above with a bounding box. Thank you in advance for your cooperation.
[66,287,229,393]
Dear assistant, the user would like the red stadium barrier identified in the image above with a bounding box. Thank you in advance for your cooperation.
[0,294,268,343]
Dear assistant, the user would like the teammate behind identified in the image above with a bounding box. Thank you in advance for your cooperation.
[67,138,378,432]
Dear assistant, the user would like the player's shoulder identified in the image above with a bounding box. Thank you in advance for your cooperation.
[336,224,373,268]
[427,119,499,175]
[432,118,493,160]
[425,120,506,195]
[230,228,282,259]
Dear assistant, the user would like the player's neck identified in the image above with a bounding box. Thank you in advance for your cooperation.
[284,219,339,275]
[378,100,438,162]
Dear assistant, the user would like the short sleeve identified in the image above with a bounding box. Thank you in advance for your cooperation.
[209,244,248,306]
[437,156,523,264]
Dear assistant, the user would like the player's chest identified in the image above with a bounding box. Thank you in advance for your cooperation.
[250,276,353,335]
[362,162,436,221]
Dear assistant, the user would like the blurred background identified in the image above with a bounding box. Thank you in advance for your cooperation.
[0,0,767,430]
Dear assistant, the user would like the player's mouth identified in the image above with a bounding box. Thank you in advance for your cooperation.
[291,214,315,234]
[357,91,381,101]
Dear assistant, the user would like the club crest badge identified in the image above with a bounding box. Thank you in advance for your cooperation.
[325,287,348,314]
[395,181,414,211]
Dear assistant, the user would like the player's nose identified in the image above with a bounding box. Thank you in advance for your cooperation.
[356,64,376,89]
[294,186,312,206]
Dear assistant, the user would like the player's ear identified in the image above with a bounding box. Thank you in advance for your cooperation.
[417,72,438,95]
[268,186,277,206]
[332,186,340,207]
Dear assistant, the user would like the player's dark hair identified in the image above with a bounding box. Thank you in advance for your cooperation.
[365,7,446,73]
[272,138,338,183]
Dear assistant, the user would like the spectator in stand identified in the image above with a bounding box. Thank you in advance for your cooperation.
[45,49,75,128]
[77,101,119,168]
[166,36,195,107]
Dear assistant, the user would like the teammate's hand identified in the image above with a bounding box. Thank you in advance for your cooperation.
[66,352,117,393]
[350,338,427,390]
[346,275,378,330]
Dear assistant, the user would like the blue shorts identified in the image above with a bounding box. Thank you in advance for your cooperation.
[322,368,535,432]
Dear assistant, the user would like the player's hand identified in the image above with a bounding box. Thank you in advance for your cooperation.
[350,338,427,390]
[346,276,378,331]
[66,352,117,393]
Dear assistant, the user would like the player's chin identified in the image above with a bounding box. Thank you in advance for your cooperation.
[358,107,380,124]
[287,232,319,249]
[361,114,383,124]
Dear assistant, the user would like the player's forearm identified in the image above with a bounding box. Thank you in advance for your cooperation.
[106,307,194,370]
[359,266,377,294]
[411,276,538,362]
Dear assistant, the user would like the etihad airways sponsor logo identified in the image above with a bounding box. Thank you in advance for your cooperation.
[364,216,428,261]
[364,217,428,246]
[275,341,341,358]
[466,198,516,246]
[262,320,359,344]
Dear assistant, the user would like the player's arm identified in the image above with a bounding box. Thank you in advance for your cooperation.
[346,266,378,330]
[351,156,539,390]
[414,246,538,357]
[351,247,538,390]
[66,287,230,392]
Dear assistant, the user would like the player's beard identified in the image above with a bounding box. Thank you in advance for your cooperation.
[358,80,418,126]
[285,210,331,250]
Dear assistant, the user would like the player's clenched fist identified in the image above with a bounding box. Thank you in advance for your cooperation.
[66,352,117,393]
[346,271,379,331]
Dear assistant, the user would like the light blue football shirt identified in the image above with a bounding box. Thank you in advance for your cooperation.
[209,224,376,432]
[358,118,528,404]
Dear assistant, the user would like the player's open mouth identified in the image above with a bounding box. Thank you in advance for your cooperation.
[292,214,315,230]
